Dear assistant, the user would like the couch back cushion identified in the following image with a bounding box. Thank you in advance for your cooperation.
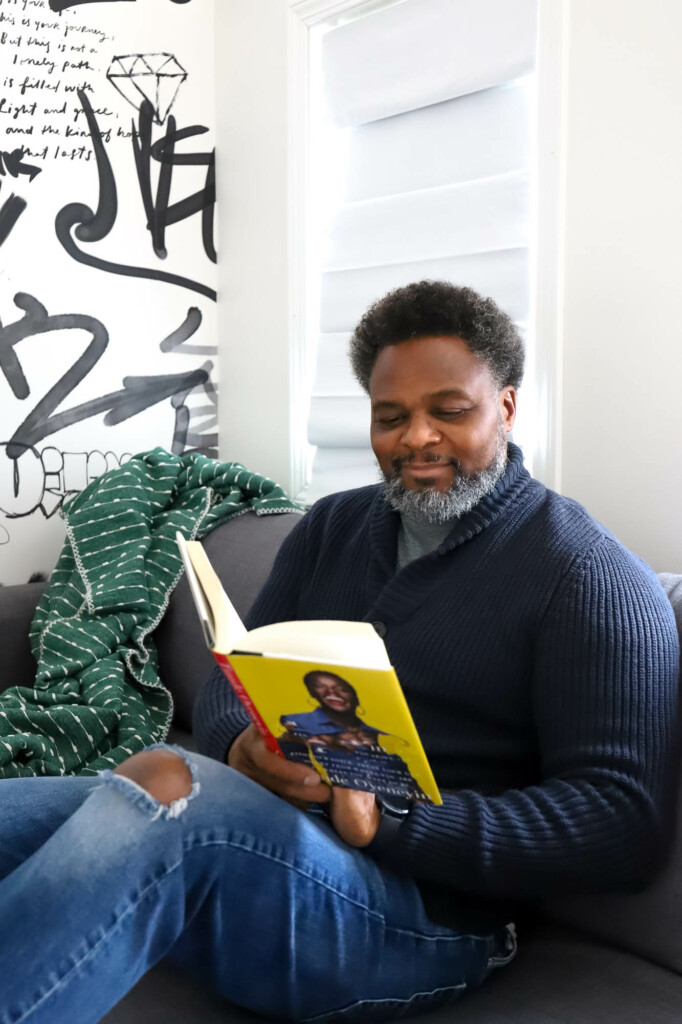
[0,582,46,694]
[155,510,301,731]
[544,573,682,973]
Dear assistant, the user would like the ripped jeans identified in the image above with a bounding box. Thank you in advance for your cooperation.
[0,746,516,1024]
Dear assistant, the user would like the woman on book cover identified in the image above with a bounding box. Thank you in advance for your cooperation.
[278,670,426,801]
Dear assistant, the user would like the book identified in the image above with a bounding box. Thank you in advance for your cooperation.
[177,532,442,805]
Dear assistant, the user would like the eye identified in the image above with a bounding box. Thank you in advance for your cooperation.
[375,414,405,428]
[433,409,467,419]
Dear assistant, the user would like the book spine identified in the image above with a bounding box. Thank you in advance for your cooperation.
[214,653,283,758]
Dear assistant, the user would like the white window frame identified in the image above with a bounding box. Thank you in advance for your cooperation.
[287,0,569,497]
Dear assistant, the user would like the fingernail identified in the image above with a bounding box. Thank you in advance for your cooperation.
[302,774,320,786]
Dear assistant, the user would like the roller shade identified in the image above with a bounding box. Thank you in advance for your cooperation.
[300,0,538,504]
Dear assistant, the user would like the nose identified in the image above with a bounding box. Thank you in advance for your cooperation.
[400,414,442,450]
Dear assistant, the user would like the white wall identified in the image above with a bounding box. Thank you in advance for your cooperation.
[215,0,294,494]
[560,0,682,572]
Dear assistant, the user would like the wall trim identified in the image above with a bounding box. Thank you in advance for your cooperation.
[287,0,401,497]
[287,6,311,498]
[289,0,404,27]
[532,0,570,492]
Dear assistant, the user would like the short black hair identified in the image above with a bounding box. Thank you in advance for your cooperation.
[303,670,358,710]
[349,280,525,393]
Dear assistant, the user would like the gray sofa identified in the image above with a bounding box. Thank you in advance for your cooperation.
[2,510,681,1023]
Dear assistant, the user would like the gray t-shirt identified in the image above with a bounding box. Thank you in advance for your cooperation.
[396,514,453,572]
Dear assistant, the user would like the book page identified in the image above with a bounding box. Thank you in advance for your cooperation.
[234,621,391,669]
[178,534,247,652]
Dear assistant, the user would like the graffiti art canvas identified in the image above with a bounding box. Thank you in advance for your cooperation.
[0,0,216,583]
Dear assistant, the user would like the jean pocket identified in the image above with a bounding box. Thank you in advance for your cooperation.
[300,981,467,1024]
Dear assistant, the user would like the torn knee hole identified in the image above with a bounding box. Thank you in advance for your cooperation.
[114,749,193,806]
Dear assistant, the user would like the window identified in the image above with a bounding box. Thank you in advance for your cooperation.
[296,0,539,504]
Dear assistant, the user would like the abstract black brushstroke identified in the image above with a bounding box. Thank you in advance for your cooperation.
[51,0,189,7]
[133,99,216,262]
[159,306,202,350]
[55,90,216,302]
[0,293,210,460]
[0,191,27,247]
[0,149,42,184]
[49,0,134,11]
[160,308,218,453]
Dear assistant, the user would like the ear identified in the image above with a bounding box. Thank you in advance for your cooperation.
[499,387,516,431]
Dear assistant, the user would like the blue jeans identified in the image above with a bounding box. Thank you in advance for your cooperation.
[0,746,515,1023]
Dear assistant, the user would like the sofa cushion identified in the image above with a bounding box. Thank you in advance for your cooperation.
[660,572,682,637]
[0,582,46,694]
[543,573,682,973]
[102,922,682,1024]
[101,962,262,1024]
[452,921,682,1024]
[155,511,301,732]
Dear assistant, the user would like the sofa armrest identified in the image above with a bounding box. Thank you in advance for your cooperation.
[0,583,46,695]
[543,572,682,974]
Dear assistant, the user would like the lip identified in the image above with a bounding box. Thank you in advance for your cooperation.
[403,462,452,479]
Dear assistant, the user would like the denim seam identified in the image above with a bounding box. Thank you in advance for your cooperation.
[7,859,184,1024]
[183,836,487,946]
[300,980,467,1023]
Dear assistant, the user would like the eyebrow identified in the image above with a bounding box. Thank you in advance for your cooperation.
[430,389,472,400]
[372,389,473,410]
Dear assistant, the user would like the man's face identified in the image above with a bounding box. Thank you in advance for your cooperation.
[369,335,516,498]
[310,674,355,714]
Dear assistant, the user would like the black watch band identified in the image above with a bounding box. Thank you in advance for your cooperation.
[368,796,410,855]
[376,796,411,820]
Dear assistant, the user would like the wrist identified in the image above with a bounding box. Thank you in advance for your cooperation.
[366,797,410,855]
[226,726,249,768]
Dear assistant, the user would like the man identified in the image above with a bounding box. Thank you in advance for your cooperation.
[1,282,678,1023]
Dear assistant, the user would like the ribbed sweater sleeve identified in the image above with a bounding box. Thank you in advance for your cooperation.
[192,516,310,761]
[379,539,679,900]
[192,662,251,763]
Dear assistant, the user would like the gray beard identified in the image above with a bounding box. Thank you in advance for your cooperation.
[381,434,509,525]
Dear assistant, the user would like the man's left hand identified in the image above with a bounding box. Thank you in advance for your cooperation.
[330,788,381,847]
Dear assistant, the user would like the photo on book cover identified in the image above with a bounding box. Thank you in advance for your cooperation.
[232,658,433,802]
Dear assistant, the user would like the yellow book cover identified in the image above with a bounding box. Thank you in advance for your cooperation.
[177,532,441,806]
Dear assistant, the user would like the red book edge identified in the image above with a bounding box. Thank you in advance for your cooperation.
[214,652,284,758]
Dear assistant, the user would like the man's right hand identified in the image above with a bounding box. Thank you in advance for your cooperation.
[228,724,331,805]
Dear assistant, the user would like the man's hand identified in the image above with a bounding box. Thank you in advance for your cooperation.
[228,724,330,805]
[229,728,380,845]
[330,788,381,847]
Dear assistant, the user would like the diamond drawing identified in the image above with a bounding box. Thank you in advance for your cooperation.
[106,53,188,126]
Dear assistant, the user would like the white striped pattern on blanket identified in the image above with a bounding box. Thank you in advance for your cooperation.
[0,447,301,778]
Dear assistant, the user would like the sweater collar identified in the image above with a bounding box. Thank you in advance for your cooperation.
[438,441,530,552]
[366,442,531,605]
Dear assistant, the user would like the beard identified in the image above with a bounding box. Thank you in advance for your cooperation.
[381,425,509,524]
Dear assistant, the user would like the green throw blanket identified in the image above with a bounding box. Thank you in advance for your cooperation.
[0,448,301,778]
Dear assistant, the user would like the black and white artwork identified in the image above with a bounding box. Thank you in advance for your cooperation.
[0,0,216,583]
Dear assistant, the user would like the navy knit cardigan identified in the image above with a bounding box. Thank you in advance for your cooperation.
[194,445,679,926]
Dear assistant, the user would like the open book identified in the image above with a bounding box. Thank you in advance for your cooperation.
[177,533,441,805]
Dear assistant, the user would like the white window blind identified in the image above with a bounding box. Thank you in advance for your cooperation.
[300,0,538,504]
